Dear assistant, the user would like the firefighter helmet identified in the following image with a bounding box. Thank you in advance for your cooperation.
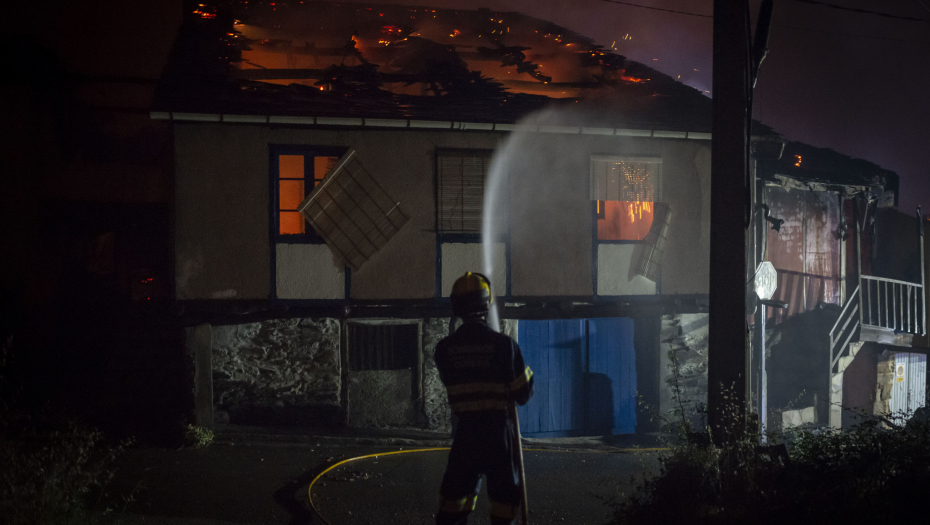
[450,272,493,317]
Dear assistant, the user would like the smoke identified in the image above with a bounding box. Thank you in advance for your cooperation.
[482,106,637,331]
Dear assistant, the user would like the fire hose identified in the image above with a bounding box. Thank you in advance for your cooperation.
[307,444,669,524]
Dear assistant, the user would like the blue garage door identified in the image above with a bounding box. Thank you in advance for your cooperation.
[516,318,636,437]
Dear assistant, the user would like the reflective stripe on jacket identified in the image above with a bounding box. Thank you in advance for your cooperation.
[435,321,533,415]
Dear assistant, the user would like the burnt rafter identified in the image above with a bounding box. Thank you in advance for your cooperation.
[476,41,531,66]
[312,63,386,96]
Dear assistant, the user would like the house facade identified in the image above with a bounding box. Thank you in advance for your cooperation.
[755,142,926,431]
[166,116,712,436]
[155,1,924,439]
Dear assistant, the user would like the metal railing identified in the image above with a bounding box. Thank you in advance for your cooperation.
[860,275,925,334]
[829,285,860,374]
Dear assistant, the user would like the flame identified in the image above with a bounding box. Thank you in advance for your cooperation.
[794,155,802,167]
[627,201,653,223]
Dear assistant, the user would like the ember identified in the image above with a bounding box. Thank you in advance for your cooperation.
[193,4,216,19]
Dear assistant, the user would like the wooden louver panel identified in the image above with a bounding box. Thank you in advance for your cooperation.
[438,151,491,233]
[635,202,672,281]
[589,156,662,202]
[298,150,409,271]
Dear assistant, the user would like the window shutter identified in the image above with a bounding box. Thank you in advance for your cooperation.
[298,150,408,271]
[635,202,672,281]
[590,156,662,202]
[438,151,491,233]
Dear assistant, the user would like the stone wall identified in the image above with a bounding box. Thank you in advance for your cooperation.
[874,350,895,416]
[659,314,709,432]
[422,318,451,432]
[211,318,341,426]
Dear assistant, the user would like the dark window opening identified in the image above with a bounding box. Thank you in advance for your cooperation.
[348,323,419,371]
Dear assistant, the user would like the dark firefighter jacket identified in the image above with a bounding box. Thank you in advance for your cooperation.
[435,321,533,416]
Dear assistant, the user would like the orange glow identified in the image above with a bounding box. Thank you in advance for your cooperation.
[450,29,461,37]
[598,201,654,241]
[794,155,802,167]
[279,155,304,179]
[314,156,338,185]
[193,4,216,19]
[620,75,646,83]
[279,180,305,209]
[280,212,305,235]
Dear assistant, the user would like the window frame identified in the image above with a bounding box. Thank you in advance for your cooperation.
[590,155,662,245]
[268,144,351,303]
[345,320,422,372]
[434,148,511,299]
[270,144,348,245]
[590,155,664,296]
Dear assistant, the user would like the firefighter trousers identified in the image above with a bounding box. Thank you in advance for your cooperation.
[436,413,522,525]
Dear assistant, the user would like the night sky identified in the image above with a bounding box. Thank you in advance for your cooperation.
[13,0,929,211]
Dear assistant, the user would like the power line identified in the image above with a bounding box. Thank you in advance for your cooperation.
[786,0,930,22]
[599,0,930,44]
[599,0,711,19]
[774,23,930,44]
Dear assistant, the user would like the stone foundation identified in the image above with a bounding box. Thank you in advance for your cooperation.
[874,351,895,416]
[210,318,341,426]
[422,318,451,432]
[659,314,709,432]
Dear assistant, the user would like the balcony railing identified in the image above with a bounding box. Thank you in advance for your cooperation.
[860,275,925,335]
[829,284,860,374]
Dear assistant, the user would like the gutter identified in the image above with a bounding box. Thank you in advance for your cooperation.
[149,111,713,140]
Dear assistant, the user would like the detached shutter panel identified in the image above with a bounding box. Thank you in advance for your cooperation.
[635,202,672,281]
[438,151,491,233]
[298,150,409,270]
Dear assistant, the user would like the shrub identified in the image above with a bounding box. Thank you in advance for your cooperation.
[0,414,128,525]
[610,412,930,525]
[184,424,214,449]
[0,338,131,525]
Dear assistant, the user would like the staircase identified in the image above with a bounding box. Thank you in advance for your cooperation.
[829,284,861,377]
[827,276,925,428]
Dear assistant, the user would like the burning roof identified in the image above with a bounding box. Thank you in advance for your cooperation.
[155,1,720,130]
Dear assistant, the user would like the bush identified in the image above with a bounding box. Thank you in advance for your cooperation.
[184,424,214,449]
[610,413,930,525]
[0,339,131,525]
[0,414,129,525]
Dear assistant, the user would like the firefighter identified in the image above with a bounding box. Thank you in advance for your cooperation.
[435,272,534,525]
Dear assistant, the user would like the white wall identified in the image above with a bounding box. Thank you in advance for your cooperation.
[276,244,344,299]
[441,242,507,297]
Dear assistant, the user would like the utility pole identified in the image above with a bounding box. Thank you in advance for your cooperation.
[708,0,751,443]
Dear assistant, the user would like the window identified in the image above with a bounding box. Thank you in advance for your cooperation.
[590,156,662,241]
[273,146,346,239]
[437,149,494,234]
[347,322,419,371]
[297,150,409,270]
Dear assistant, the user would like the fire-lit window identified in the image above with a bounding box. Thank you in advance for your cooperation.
[590,156,662,241]
[272,145,347,240]
[437,149,495,235]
